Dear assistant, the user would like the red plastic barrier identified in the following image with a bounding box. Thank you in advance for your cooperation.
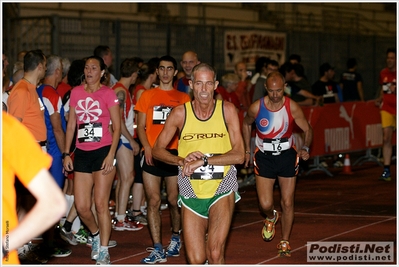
[294,101,396,157]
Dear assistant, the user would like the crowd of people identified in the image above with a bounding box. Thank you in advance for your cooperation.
[2,46,396,265]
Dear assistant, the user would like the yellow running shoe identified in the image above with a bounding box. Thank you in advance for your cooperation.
[261,210,279,241]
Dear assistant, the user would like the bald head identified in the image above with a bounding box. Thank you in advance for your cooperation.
[181,51,200,78]
[265,71,285,88]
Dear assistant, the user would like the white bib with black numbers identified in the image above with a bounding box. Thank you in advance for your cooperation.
[77,122,102,143]
[263,138,290,153]
[153,106,172,124]
[190,154,224,180]
[191,164,224,180]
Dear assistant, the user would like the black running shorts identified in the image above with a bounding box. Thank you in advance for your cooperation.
[254,147,299,179]
[74,145,112,173]
[142,149,179,177]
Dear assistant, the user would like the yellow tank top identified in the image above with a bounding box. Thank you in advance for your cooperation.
[179,100,232,198]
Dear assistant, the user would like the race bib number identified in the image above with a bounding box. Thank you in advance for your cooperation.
[78,122,102,143]
[153,106,172,124]
[190,154,223,180]
[263,139,290,152]
[191,165,224,180]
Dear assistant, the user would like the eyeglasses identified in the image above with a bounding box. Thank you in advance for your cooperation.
[193,81,215,89]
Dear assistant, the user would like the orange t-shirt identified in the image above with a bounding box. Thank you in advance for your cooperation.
[2,112,52,265]
[7,79,47,141]
[134,87,190,149]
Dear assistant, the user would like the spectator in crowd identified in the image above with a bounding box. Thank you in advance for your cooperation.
[215,73,241,110]
[56,57,72,99]
[234,61,252,111]
[282,62,321,106]
[252,59,279,102]
[127,60,159,226]
[311,62,343,168]
[37,55,67,188]
[63,55,121,265]
[250,56,269,86]
[242,71,312,257]
[339,58,364,102]
[2,111,67,265]
[112,58,142,231]
[135,55,190,264]
[174,50,200,98]
[94,45,117,87]
[288,54,301,65]
[376,48,396,182]
[152,63,245,264]
[311,62,340,104]
[7,51,51,260]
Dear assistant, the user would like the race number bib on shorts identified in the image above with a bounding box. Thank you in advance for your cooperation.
[153,106,172,124]
[263,138,290,153]
[78,122,102,142]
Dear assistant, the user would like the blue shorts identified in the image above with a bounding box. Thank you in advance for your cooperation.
[117,139,133,150]
[49,154,66,189]
[177,191,240,219]
[254,147,299,179]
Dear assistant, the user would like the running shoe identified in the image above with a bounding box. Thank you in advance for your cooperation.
[166,236,181,257]
[96,249,110,265]
[277,240,291,257]
[262,210,279,241]
[127,212,148,226]
[140,247,167,264]
[379,170,392,182]
[87,236,117,248]
[50,247,72,258]
[91,235,100,261]
[113,218,144,231]
[74,227,88,244]
[60,227,78,246]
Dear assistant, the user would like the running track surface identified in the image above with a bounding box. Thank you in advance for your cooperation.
[48,160,396,266]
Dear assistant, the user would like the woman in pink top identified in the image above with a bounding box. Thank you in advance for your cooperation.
[63,55,120,265]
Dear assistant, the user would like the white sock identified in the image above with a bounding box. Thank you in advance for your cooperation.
[116,214,125,222]
[71,216,81,234]
[64,194,73,216]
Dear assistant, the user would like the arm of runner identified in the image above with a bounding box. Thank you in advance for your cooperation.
[136,111,154,166]
[242,100,259,167]
[102,104,121,175]
[290,100,313,161]
[63,106,77,171]
[152,105,185,167]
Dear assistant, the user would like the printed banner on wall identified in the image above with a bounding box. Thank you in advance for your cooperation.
[294,101,396,157]
[224,30,286,71]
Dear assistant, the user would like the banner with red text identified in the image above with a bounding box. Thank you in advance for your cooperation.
[294,101,396,157]
[224,30,286,71]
